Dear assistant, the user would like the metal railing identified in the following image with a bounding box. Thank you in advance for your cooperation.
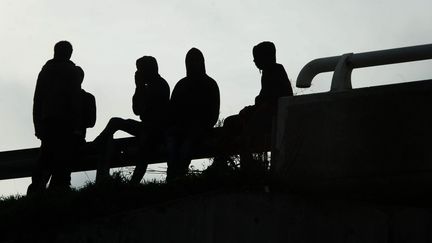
[296,44,432,92]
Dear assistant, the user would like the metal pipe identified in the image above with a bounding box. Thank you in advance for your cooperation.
[296,44,432,88]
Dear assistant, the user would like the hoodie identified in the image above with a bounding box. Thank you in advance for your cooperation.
[169,48,220,130]
[33,58,80,138]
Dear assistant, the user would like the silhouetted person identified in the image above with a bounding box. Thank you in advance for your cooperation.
[220,41,293,173]
[27,41,83,195]
[166,48,220,181]
[94,56,170,184]
[76,66,97,140]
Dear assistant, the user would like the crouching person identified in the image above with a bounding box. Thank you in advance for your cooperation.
[94,56,170,184]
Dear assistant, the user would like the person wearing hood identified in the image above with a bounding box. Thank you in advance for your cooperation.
[94,56,170,184]
[216,41,293,174]
[166,48,220,181]
[28,41,82,195]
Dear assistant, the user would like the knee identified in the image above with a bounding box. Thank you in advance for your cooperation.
[107,117,125,127]
[109,117,124,124]
[223,115,242,131]
[223,115,237,127]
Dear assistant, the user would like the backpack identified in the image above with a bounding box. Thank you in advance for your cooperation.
[81,90,96,128]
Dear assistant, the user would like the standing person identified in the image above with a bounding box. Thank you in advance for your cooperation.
[94,56,170,184]
[220,41,293,173]
[167,48,220,181]
[27,41,82,195]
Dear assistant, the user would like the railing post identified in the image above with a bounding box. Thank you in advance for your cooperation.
[331,53,353,92]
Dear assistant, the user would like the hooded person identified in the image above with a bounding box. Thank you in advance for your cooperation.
[94,56,170,184]
[214,41,293,174]
[133,56,170,126]
[252,41,292,107]
[166,48,220,181]
[28,41,82,195]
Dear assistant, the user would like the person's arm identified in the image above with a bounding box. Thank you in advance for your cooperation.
[255,64,292,105]
[133,72,148,117]
[146,79,170,112]
[70,68,83,134]
[208,81,220,127]
[132,87,143,116]
[199,78,220,128]
[33,70,45,139]
[254,92,263,105]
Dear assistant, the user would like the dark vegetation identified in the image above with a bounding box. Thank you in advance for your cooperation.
[0,155,272,241]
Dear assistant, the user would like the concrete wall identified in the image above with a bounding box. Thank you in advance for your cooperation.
[272,80,432,195]
[54,192,390,243]
[42,191,432,243]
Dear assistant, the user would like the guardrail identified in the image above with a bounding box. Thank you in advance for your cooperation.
[296,44,432,91]
[0,128,271,181]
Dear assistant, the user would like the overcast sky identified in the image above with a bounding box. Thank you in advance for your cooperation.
[1,0,432,196]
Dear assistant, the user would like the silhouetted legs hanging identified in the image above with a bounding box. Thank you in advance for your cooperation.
[94,117,164,184]
[214,104,273,175]
[95,118,141,182]
[166,128,209,182]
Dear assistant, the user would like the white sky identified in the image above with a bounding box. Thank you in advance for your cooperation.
[1,0,432,196]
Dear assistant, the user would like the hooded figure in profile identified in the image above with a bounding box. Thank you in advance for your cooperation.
[167,48,220,181]
[214,41,293,174]
[252,41,292,106]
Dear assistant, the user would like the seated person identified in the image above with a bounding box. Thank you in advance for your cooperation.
[221,41,293,173]
[94,56,170,184]
[166,48,220,182]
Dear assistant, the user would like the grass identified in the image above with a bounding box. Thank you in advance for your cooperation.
[0,160,272,241]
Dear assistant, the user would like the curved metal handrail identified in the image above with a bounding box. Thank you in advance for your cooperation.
[296,44,432,91]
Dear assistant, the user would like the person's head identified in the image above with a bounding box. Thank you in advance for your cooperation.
[76,66,84,85]
[54,41,73,60]
[253,41,276,70]
[185,48,206,76]
[136,56,159,76]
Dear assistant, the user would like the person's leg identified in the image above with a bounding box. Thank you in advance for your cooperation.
[177,129,208,178]
[96,118,142,183]
[166,127,194,182]
[130,163,148,184]
[166,133,181,182]
[210,115,243,171]
[48,134,81,192]
[217,113,256,174]
[239,104,273,175]
[94,118,141,144]
[167,127,209,182]
[27,140,52,195]
[95,137,115,183]
[177,137,193,177]
[130,123,159,184]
